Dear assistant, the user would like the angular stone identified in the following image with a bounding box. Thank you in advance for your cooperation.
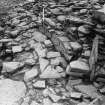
[57,15,66,21]
[43,98,52,105]
[45,18,56,26]
[63,42,72,50]
[43,88,49,97]
[21,96,30,105]
[32,31,47,42]
[10,29,20,37]
[50,57,67,68]
[58,36,70,42]
[88,97,103,105]
[34,43,47,58]
[33,80,46,88]
[70,92,82,99]
[43,88,61,102]
[80,9,87,14]
[44,40,53,47]
[78,25,91,34]
[56,66,64,73]
[30,101,40,105]
[49,93,61,102]
[70,42,82,51]
[82,50,91,57]
[40,65,65,79]
[77,102,88,105]
[50,8,60,14]
[39,58,49,72]
[52,103,63,105]
[99,87,105,94]
[74,85,100,98]
[12,45,23,53]
[66,60,89,74]
[47,51,61,58]
[24,67,39,81]
[0,38,12,43]
[0,79,26,105]
[2,62,24,73]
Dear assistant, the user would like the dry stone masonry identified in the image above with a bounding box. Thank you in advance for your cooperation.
[0,0,104,105]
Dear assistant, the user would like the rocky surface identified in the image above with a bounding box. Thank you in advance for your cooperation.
[0,0,105,105]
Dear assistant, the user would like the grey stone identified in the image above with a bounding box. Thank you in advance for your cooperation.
[43,98,52,105]
[66,60,89,74]
[74,85,100,98]
[70,92,82,99]
[34,43,47,58]
[47,51,61,58]
[24,67,39,81]
[50,57,67,68]
[70,42,82,51]
[39,58,49,72]
[32,31,47,42]
[33,80,46,88]
[12,45,23,53]
[0,79,26,105]
[40,65,65,79]
[2,62,24,73]
[57,15,66,21]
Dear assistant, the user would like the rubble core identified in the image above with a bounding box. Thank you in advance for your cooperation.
[0,0,105,105]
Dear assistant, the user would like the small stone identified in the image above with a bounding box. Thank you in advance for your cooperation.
[49,93,61,102]
[39,58,49,72]
[70,92,82,99]
[77,102,88,105]
[82,50,91,57]
[99,87,105,94]
[45,18,56,26]
[56,66,64,73]
[0,79,26,105]
[80,9,87,14]
[0,38,12,43]
[24,58,36,65]
[0,26,4,31]
[50,8,60,14]
[33,80,46,88]
[44,40,53,47]
[47,51,61,58]
[21,96,30,105]
[24,67,39,81]
[10,30,20,37]
[63,42,72,50]
[34,43,47,58]
[30,101,40,105]
[43,88,49,97]
[12,45,23,53]
[48,88,62,102]
[50,57,67,68]
[32,31,47,42]
[74,85,100,98]
[43,98,53,105]
[40,65,65,79]
[12,18,20,25]
[57,15,66,21]
[78,25,90,34]
[69,79,82,86]
[52,103,63,105]
[2,62,24,73]
[66,60,89,74]
[70,42,82,51]
[27,0,35,2]
[18,22,27,27]
[58,36,70,42]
